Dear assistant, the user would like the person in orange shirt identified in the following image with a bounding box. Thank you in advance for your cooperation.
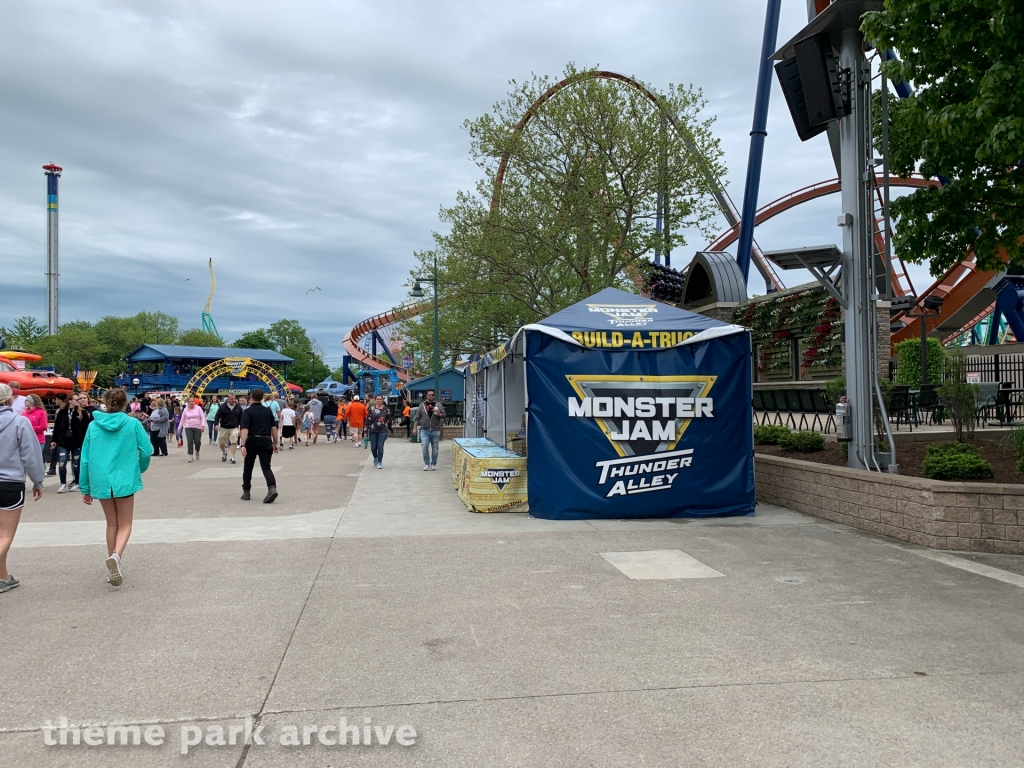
[336,398,349,442]
[346,396,368,447]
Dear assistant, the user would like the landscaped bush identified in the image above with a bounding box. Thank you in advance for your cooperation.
[778,430,825,452]
[1003,427,1024,459]
[754,424,791,444]
[893,337,946,387]
[1016,455,1024,476]
[922,441,994,480]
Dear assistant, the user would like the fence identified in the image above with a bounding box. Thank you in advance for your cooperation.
[889,353,1024,390]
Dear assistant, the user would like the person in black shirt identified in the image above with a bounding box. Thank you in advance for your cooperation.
[214,393,244,464]
[239,389,279,503]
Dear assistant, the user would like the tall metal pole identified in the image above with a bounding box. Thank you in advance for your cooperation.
[432,254,440,398]
[43,163,62,335]
[735,0,783,286]
[840,28,875,470]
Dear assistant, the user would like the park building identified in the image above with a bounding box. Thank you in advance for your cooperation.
[114,344,295,396]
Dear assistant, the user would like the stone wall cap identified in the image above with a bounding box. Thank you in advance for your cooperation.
[755,453,1024,493]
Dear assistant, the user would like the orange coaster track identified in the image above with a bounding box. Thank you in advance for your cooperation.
[343,302,428,382]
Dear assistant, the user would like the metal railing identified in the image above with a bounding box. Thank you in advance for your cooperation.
[890,353,1024,390]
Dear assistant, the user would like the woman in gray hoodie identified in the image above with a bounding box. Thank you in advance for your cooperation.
[0,383,45,593]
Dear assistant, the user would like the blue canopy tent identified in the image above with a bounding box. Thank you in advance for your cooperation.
[465,287,754,520]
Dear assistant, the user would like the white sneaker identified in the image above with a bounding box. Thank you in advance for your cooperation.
[423,465,430,471]
[68,482,78,490]
[188,457,193,463]
[106,553,123,587]
[57,483,67,494]
[431,465,437,471]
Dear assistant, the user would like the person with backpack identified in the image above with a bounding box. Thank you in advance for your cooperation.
[79,388,152,587]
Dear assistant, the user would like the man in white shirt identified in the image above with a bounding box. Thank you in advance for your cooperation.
[9,382,27,416]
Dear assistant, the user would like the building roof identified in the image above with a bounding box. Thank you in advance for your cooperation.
[125,344,295,364]
[405,366,464,389]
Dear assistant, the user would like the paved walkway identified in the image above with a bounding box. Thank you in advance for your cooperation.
[3,435,1024,767]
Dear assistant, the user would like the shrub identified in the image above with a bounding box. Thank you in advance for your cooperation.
[824,376,845,407]
[1003,427,1024,459]
[941,353,980,442]
[1017,455,1024,476]
[754,424,791,444]
[778,430,825,452]
[925,441,979,459]
[922,442,993,480]
[893,337,946,387]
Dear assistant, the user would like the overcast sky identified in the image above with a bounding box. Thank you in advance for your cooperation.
[0,0,930,365]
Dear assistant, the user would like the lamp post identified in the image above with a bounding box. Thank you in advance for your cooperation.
[132,377,140,397]
[410,254,440,398]
[308,350,316,391]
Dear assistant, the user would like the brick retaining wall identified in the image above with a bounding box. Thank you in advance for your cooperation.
[755,454,1024,553]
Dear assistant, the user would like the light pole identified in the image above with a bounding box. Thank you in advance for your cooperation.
[410,254,440,398]
[308,350,316,391]
[132,377,140,398]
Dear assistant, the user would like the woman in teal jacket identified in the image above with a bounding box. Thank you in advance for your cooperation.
[79,388,151,586]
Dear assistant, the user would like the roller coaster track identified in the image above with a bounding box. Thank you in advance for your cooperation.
[706,173,937,298]
[490,69,785,293]
[342,302,428,381]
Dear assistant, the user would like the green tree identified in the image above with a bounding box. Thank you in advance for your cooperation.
[177,328,225,347]
[34,325,114,385]
[266,319,311,352]
[400,64,725,361]
[863,1,1024,274]
[232,329,275,350]
[0,316,47,350]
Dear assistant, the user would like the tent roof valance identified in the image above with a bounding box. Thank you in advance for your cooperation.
[468,287,746,374]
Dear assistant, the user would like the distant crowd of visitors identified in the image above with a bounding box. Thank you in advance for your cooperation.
[0,382,445,593]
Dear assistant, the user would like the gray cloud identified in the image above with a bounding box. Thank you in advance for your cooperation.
[0,0,931,362]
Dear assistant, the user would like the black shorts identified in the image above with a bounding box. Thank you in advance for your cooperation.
[282,425,296,438]
[0,482,26,511]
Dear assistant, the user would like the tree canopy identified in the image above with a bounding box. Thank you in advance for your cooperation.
[400,65,725,362]
[1,311,326,389]
[863,0,1024,274]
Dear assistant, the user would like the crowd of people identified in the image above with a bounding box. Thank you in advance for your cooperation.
[0,382,448,594]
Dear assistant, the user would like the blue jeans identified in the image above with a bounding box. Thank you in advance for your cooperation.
[420,430,440,466]
[368,431,387,464]
[57,447,80,485]
[323,415,337,439]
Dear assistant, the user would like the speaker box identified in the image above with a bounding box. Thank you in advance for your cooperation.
[774,57,828,142]
[794,33,847,126]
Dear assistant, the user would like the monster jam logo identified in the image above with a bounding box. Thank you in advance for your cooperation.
[228,359,247,376]
[565,374,716,498]
[481,467,520,492]
[586,303,658,327]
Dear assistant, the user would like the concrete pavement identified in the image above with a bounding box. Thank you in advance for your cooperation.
[2,432,1023,767]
